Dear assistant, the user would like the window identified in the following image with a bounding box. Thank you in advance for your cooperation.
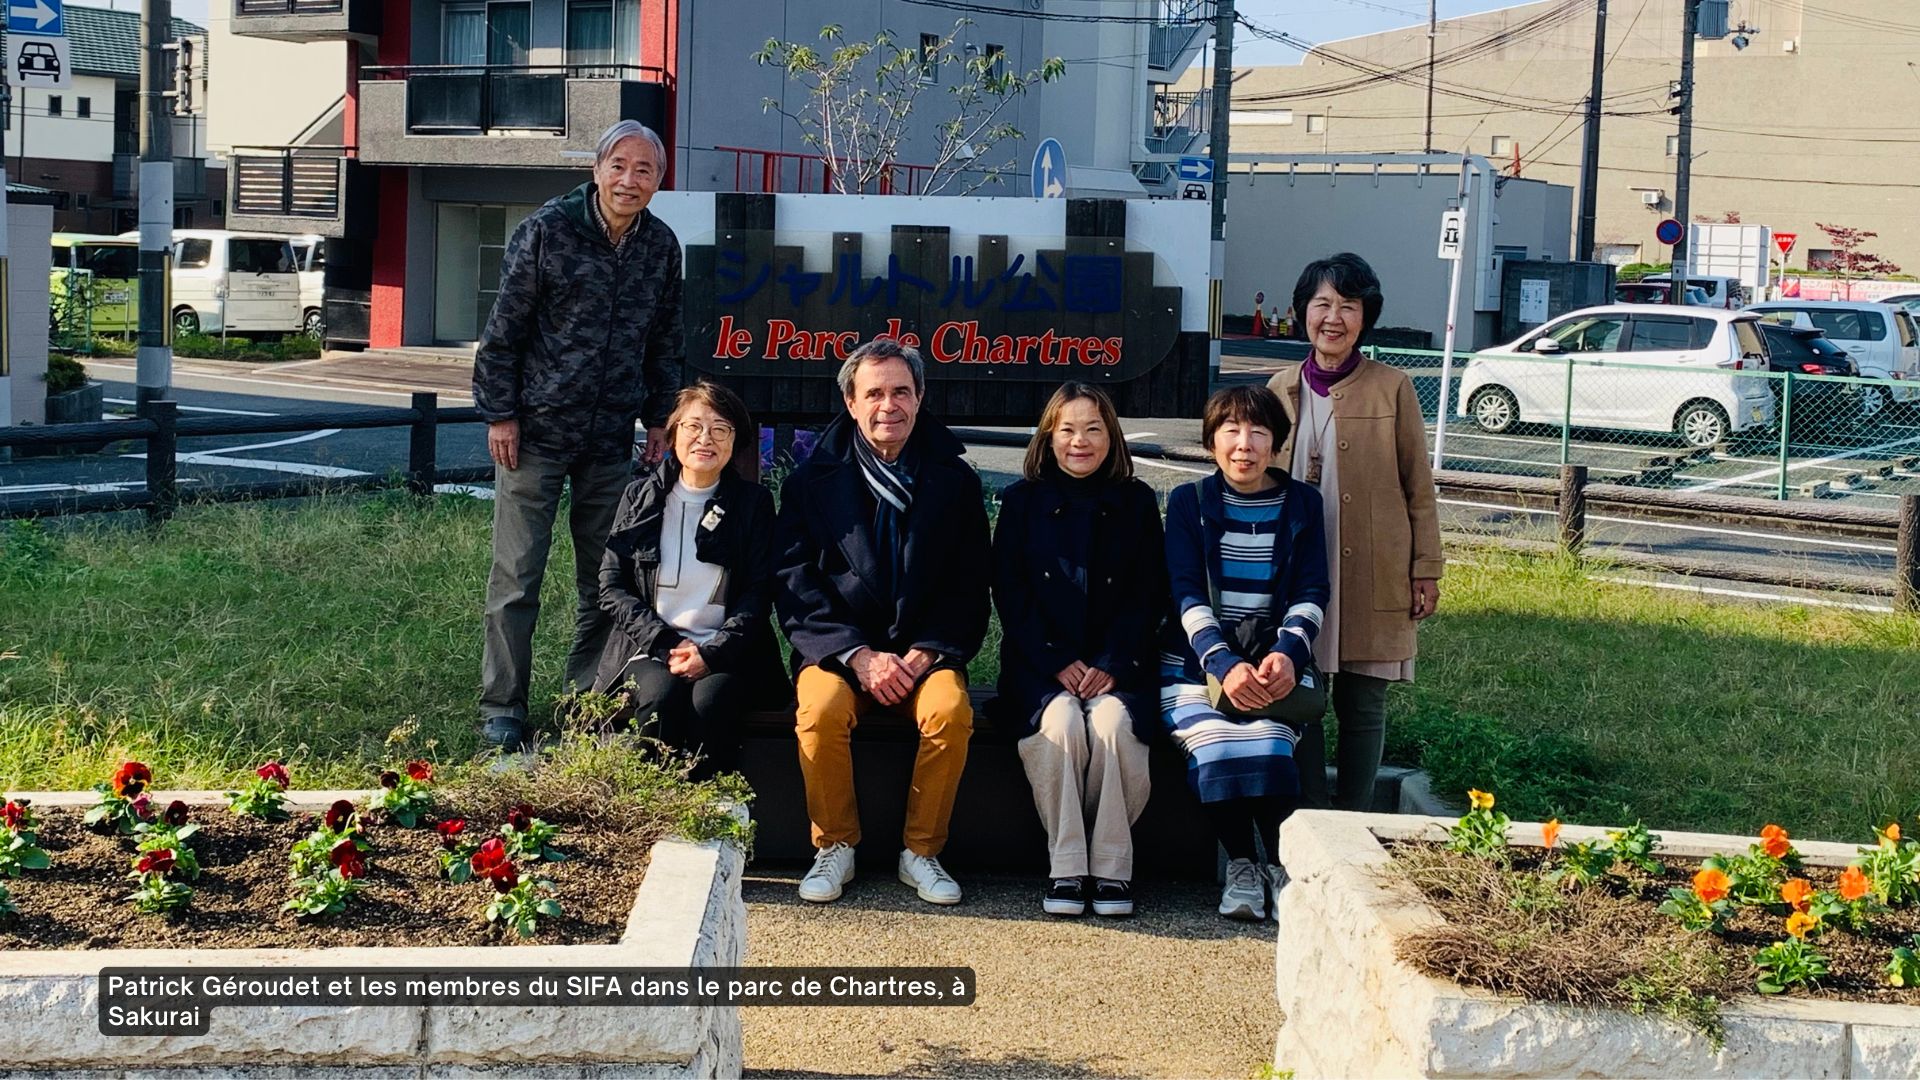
[1899,312,1917,348]
[1805,248,1840,271]
[487,2,532,65]
[1628,315,1711,351]
[1490,135,1514,156]
[75,193,90,210]
[174,238,212,268]
[173,207,195,228]
[212,199,224,218]
[984,43,1005,81]
[77,243,136,279]
[1540,315,1627,353]
[230,238,294,274]
[1769,308,1884,342]
[1305,113,1326,134]
[47,95,62,117]
[919,33,940,83]
[443,4,486,65]
[566,0,637,73]
[77,97,90,118]
[1733,320,1767,362]
[1665,135,1679,156]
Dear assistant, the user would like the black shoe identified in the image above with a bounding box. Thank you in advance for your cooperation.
[1091,878,1134,917]
[480,715,528,749]
[1042,877,1087,916]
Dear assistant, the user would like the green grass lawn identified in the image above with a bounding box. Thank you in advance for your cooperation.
[1,494,1914,841]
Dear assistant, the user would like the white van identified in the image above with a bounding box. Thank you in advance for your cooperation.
[289,234,326,339]
[1745,300,1920,410]
[1457,305,1777,449]
[124,229,303,336]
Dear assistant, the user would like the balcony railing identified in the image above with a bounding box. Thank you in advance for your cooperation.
[362,64,669,136]
[1152,88,1212,138]
[1150,0,1216,73]
[231,147,347,218]
[230,0,378,42]
[715,146,936,196]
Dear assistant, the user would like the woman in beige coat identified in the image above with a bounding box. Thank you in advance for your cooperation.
[1266,253,1444,811]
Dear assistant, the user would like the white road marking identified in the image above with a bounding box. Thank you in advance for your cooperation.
[1438,497,1896,554]
[1682,432,1920,493]
[105,397,279,417]
[1587,575,1894,613]
[166,456,365,478]
[1133,458,1210,475]
[88,361,472,404]
[123,429,343,462]
[1125,432,1158,440]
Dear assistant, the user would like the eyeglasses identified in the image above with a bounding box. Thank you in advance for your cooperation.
[676,419,736,443]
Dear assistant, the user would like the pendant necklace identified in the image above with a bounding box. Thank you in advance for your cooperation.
[1303,375,1337,486]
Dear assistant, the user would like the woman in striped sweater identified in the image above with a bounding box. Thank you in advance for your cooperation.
[1160,385,1330,921]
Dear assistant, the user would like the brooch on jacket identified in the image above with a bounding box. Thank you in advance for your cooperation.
[699,504,726,533]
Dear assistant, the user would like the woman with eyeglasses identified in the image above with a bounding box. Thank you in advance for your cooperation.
[592,380,781,778]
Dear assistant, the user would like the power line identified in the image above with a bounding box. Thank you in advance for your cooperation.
[895,0,1205,24]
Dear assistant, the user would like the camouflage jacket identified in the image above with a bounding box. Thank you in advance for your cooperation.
[473,182,684,461]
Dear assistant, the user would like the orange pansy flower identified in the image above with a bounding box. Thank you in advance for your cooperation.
[1759,824,1791,860]
[1692,867,1731,904]
[1779,878,1814,912]
[1879,822,1903,848]
[1541,819,1561,850]
[1837,865,1871,903]
[1785,911,1818,940]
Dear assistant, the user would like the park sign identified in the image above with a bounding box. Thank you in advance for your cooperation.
[674,192,1212,425]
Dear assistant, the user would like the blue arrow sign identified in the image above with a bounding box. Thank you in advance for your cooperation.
[1177,155,1215,182]
[8,0,62,37]
[1031,137,1065,199]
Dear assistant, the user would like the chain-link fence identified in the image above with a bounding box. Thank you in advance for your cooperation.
[1363,345,1920,504]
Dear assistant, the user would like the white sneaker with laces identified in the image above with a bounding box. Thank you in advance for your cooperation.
[1219,858,1267,920]
[898,849,963,905]
[798,843,856,903]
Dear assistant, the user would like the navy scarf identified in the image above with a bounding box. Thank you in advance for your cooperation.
[853,432,915,594]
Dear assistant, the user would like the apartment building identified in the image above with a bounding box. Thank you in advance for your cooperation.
[4,5,219,233]
[1204,0,1920,272]
[210,0,1216,349]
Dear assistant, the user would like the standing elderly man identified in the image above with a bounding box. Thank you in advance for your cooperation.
[472,120,684,748]
[775,339,991,907]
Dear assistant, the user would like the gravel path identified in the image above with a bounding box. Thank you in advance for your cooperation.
[741,869,1281,1078]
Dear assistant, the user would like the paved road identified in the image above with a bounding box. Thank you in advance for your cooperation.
[1,351,1898,611]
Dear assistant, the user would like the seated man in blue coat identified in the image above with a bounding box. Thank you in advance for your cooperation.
[775,338,991,907]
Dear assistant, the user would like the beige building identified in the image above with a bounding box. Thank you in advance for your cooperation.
[1200,0,1920,273]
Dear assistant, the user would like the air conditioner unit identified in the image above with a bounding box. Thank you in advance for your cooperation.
[1640,190,1663,207]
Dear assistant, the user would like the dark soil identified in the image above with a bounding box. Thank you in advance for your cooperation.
[0,806,651,949]
[1391,842,1920,1007]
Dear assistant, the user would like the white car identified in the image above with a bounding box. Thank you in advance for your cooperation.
[290,235,326,339]
[122,228,303,336]
[1457,304,1777,449]
[1745,300,1920,411]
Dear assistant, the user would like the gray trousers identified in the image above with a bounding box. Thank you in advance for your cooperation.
[1017,692,1151,880]
[1294,671,1391,812]
[479,447,632,722]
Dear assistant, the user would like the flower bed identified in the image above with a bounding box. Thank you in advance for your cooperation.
[1272,808,1920,1079]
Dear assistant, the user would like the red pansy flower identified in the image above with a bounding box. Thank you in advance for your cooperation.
[255,761,290,789]
[136,849,176,876]
[471,837,519,891]
[324,799,354,833]
[405,759,433,783]
[162,800,189,827]
[112,761,152,797]
[506,803,535,832]
[1,800,28,830]
[435,819,467,850]
[130,793,154,821]
[329,838,366,879]
[378,770,400,789]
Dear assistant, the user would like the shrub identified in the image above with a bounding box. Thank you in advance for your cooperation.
[43,354,87,395]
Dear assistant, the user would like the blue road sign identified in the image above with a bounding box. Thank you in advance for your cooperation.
[8,0,62,37]
[1032,138,1066,199]
[1177,155,1215,183]
[1655,217,1685,246]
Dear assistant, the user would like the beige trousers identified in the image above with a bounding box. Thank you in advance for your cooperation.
[1017,692,1151,880]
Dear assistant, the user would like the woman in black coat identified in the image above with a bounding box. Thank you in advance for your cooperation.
[593,381,782,779]
[993,382,1167,919]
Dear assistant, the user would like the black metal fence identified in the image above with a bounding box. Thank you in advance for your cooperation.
[0,393,491,523]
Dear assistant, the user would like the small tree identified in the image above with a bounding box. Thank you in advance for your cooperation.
[1694,210,1742,224]
[1814,222,1903,299]
[754,21,1066,195]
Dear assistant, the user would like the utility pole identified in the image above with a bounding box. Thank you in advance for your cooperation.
[1208,0,1234,246]
[1423,0,1437,152]
[137,0,175,404]
[0,70,12,440]
[1668,0,1700,303]
[1574,0,1607,262]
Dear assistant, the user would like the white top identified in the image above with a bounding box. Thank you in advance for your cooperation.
[654,477,727,646]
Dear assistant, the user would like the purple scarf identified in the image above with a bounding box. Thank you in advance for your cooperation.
[1301,351,1362,397]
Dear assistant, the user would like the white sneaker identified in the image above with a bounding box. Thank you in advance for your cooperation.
[898,849,963,905]
[798,843,856,903]
[1220,858,1267,921]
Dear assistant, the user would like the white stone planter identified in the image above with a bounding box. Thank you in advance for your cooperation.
[1272,810,1920,1079]
[0,790,746,1077]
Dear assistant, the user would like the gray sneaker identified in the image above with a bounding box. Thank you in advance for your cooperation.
[479,715,527,749]
[1219,858,1267,921]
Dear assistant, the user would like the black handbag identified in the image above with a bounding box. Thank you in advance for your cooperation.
[1203,591,1328,725]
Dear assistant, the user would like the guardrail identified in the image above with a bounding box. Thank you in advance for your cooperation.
[0,393,490,523]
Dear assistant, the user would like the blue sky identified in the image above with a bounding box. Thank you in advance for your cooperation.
[74,0,1534,66]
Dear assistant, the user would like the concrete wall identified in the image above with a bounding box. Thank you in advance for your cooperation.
[1198,0,1920,276]
[8,200,55,428]
[674,0,1143,196]
[8,76,121,164]
[1224,164,1572,349]
[204,17,349,154]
